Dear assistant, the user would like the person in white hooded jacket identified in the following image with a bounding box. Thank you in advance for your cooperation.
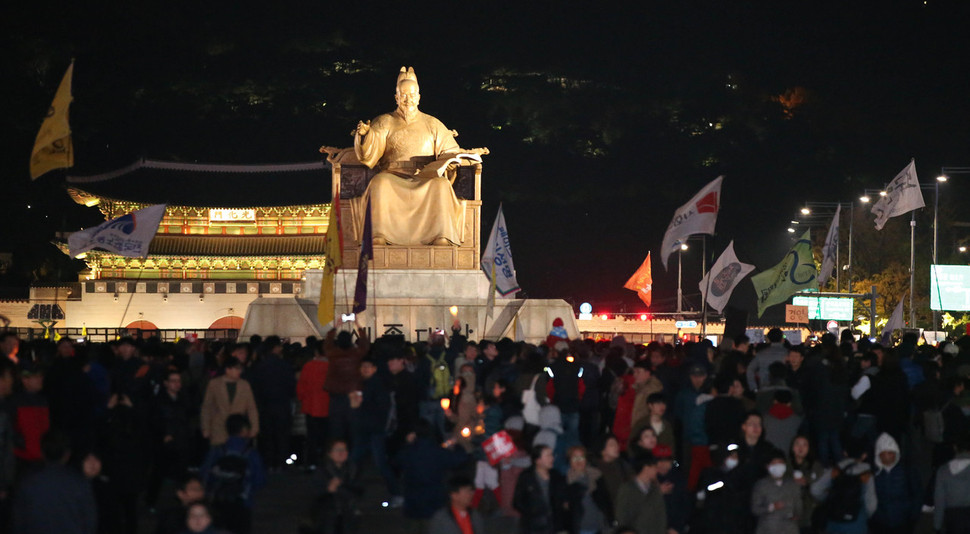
[934,434,970,533]
[870,432,921,533]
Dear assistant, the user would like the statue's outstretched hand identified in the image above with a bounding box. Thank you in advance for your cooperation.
[354,120,371,137]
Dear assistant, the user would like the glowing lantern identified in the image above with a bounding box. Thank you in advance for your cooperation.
[440,398,451,411]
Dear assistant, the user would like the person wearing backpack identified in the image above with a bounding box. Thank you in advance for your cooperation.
[200,414,266,534]
[416,331,454,439]
[809,443,877,534]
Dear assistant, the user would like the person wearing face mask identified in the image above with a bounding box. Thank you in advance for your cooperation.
[695,442,746,534]
[751,450,801,534]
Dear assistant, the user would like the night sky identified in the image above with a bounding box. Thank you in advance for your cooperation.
[2,2,969,320]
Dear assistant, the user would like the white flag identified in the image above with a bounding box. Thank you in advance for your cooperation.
[881,296,906,345]
[68,204,166,258]
[661,176,723,269]
[699,240,754,313]
[818,205,841,286]
[482,204,520,297]
[872,160,924,230]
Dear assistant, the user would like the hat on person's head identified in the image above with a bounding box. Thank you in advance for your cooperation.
[504,415,525,432]
[652,444,673,460]
[546,317,569,348]
[688,363,708,376]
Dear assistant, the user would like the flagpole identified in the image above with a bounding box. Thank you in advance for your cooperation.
[910,211,916,328]
[701,236,708,338]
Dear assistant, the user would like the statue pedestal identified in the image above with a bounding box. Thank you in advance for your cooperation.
[301,269,578,343]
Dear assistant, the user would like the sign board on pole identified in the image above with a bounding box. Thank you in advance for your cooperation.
[785,304,809,324]
[791,296,854,321]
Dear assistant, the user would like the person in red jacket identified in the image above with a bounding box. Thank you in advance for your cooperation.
[11,361,50,476]
[297,340,330,471]
[612,361,662,451]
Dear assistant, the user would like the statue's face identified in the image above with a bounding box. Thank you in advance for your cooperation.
[395,80,420,114]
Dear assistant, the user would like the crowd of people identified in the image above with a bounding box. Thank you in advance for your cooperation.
[2,321,970,534]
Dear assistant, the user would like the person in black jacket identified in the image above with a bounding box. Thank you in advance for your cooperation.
[704,374,747,446]
[146,369,193,508]
[513,444,569,534]
[654,444,691,534]
[386,349,419,455]
[13,429,97,534]
[310,439,363,534]
[351,357,401,504]
[250,336,296,472]
[546,343,585,450]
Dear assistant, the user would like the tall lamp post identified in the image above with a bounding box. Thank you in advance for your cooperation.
[795,202,854,292]
[935,167,970,336]
[677,243,688,313]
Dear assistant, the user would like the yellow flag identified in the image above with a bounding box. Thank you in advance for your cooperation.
[30,61,75,179]
[318,196,343,326]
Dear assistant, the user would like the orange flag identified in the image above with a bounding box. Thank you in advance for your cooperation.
[623,252,653,307]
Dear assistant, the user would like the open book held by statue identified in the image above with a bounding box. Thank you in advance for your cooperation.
[320,67,488,247]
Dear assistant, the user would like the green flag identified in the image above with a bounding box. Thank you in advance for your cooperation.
[751,230,818,317]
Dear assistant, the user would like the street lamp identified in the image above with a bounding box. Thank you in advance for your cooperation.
[799,201,854,292]
[677,243,689,313]
[935,167,970,333]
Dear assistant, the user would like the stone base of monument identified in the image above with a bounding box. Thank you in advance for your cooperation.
[295,269,579,343]
[238,297,328,342]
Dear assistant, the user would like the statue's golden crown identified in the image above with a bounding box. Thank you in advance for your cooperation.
[396,66,418,87]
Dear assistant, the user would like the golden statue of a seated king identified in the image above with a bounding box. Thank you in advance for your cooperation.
[345,67,487,246]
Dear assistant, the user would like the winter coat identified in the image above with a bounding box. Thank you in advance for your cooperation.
[751,475,801,534]
[13,463,97,534]
[200,376,259,445]
[10,391,49,462]
[545,357,585,414]
[871,432,921,528]
[933,451,970,531]
[658,465,691,533]
[250,353,296,408]
[613,375,662,448]
[592,456,633,523]
[746,343,788,391]
[696,465,747,534]
[315,457,362,515]
[296,358,330,417]
[566,467,609,534]
[704,395,746,445]
[763,403,802,454]
[322,329,369,395]
[513,467,569,534]
[613,479,667,534]
[388,369,419,437]
[427,505,486,534]
[789,457,825,531]
[357,373,391,435]
[397,437,468,519]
